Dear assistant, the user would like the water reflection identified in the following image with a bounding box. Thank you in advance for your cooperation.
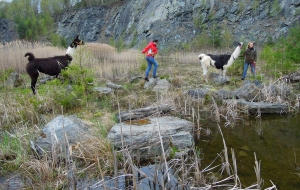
[197,114,300,189]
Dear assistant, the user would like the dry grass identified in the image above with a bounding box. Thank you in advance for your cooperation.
[76,43,143,81]
[0,41,64,73]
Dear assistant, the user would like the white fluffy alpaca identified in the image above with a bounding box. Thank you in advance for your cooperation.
[198,42,243,82]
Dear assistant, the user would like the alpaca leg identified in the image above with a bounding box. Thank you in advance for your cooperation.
[201,58,210,82]
[30,76,38,95]
[202,62,208,82]
[222,69,227,76]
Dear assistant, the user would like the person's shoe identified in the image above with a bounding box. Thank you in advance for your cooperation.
[153,75,158,79]
[241,77,245,80]
[144,77,149,82]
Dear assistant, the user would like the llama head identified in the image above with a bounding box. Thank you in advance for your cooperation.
[70,35,84,48]
[198,54,207,60]
[66,35,84,57]
[238,42,243,48]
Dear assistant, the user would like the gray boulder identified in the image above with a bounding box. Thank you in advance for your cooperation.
[116,104,171,122]
[236,83,265,102]
[213,75,230,85]
[237,99,288,114]
[106,81,123,90]
[144,78,158,89]
[213,89,235,101]
[0,18,19,43]
[93,87,113,94]
[188,88,209,99]
[153,79,170,93]
[107,116,194,159]
[6,72,23,88]
[35,115,92,155]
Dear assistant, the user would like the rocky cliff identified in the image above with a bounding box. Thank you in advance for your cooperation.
[0,18,19,43]
[56,0,300,49]
[2,0,300,49]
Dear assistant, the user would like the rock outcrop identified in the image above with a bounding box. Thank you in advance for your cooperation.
[0,18,18,43]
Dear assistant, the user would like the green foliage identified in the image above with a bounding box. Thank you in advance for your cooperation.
[270,0,281,17]
[209,26,222,48]
[190,32,211,49]
[0,133,23,171]
[35,64,96,110]
[227,57,244,76]
[0,68,13,83]
[169,146,178,159]
[222,25,235,48]
[139,61,147,73]
[51,34,68,48]
[115,36,125,52]
[108,36,125,52]
[130,30,138,48]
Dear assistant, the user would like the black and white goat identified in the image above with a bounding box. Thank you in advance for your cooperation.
[198,42,243,82]
[25,35,84,94]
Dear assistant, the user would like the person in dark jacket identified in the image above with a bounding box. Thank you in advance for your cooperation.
[241,41,257,80]
[141,39,159,82]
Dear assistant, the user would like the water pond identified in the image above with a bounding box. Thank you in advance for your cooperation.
[197,114,300,189]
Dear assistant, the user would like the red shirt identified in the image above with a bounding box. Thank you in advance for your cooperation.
[141,41,158,57]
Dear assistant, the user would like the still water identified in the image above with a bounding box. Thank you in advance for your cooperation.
[197,114,300,189]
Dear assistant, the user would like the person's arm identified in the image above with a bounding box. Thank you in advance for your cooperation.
[254,49,257,62]
[141,44,151,53]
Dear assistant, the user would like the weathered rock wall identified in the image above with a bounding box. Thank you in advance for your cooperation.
[0,18,19,43]
[2,0,300,49]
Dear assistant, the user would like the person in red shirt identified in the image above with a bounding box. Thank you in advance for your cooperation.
[141,39,159,82]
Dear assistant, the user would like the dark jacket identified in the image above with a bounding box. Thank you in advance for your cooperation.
[244,48,257,63]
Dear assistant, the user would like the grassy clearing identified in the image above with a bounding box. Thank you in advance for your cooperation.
[0,40,296,189]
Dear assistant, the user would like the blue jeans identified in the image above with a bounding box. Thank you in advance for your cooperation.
[145,56,158,77]
[242,62,255,79]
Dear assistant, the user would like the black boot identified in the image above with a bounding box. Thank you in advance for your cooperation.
[144,77,149,82]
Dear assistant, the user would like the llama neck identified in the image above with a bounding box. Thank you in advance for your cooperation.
[226,46,241,67]
[66,46,76,57]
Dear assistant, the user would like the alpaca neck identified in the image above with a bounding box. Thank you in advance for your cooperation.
[226,46,241,67]
[66,46,76,57]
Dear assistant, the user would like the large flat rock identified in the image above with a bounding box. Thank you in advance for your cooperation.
[107,116,194,159]
[237,99,288,114]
